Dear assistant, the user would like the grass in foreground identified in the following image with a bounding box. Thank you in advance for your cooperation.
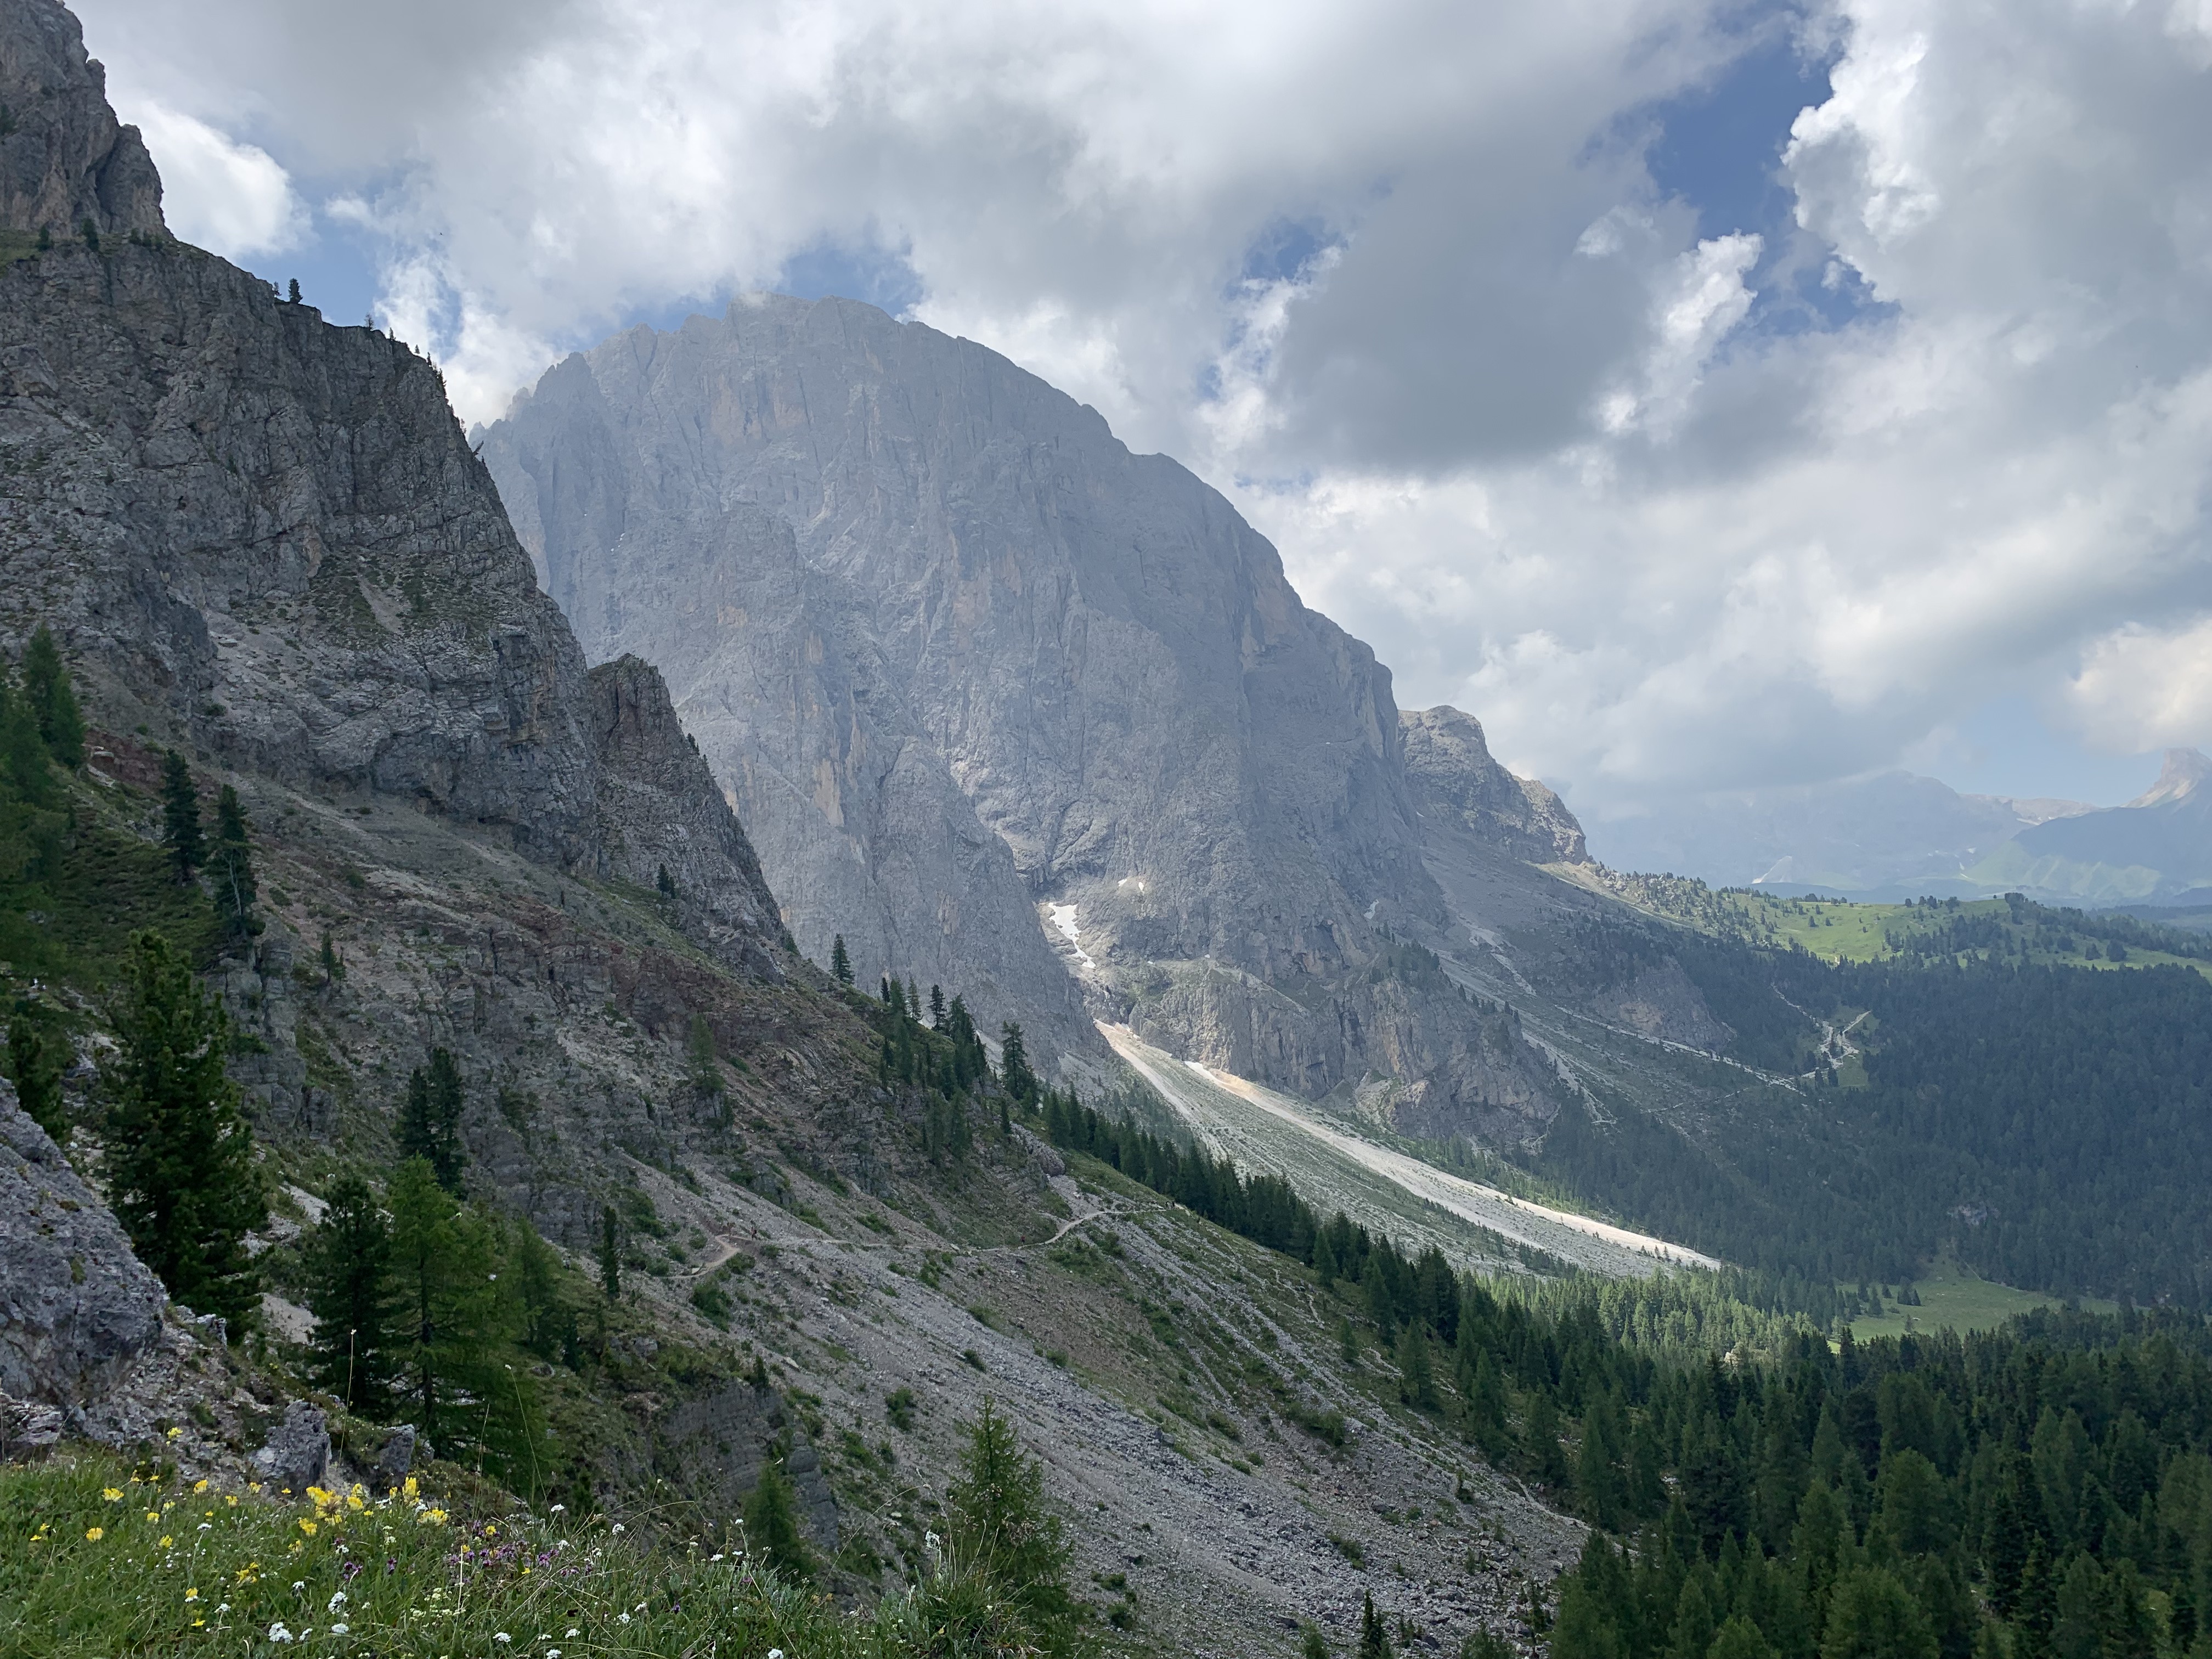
[0,1456,1054,1658]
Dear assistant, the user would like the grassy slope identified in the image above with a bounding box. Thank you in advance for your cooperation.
[1843,1257,2115,1341]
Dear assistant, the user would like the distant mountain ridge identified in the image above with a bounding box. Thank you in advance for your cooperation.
[1967,748,2212,904]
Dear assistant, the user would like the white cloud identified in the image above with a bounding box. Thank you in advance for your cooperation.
[128,101,304,258]
[67,0,2212,809]
[2066,617,2212,753]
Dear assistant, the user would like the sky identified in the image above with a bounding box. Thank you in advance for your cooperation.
[71,0,2212,821]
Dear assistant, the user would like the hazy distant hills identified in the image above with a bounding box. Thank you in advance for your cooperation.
[1581,770,2090,896]
[1584,751,2211,907]
[1967,748,2212,905]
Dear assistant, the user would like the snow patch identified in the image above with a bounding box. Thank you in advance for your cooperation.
[1047,902,1096,970]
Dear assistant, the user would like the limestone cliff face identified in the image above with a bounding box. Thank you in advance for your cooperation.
[0,0,162,241]
[1401,707,1588,866]
[0,60,785,981]
[481,296,1556,1127]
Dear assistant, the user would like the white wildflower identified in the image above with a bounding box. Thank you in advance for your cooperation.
[494,1634,511,1645]
[328,1591,347,1612]
[329,1624,349,1636]
[268,1624,294,1644]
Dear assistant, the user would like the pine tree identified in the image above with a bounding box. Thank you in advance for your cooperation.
[1303,1624,1333,1659]
[929,983,946,1028]
[742,1457,814,1581]
[597,1203,622,1301]
[397,1047,466,1191]
[210,785,258,939]
[0,664,56,808]
[946,1396,1079,1638]
[656,862,676,901]
[4,1002,67,1141]
[302,1172,396,1413]
[1000,1020,1037,1105]
[160,751,205,881]
[102,929,266,1324]
[686,1013,723,1096]
[1396,1321,1437,1409]
[831,934,853,984]
[20,625,84,768]
[318,929,345,984]
[386,1157,515,1454]
[1358,1592,1394,1659]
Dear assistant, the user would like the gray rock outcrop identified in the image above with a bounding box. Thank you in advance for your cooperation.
[0,36,788,985]
[0,0,163,241]
[482,296,1563,1127]
[1401,707,1588,866]
[250,1400,331,1496]
[0,1075,167,1406]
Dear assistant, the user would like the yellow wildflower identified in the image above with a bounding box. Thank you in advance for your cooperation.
[403,1476,420,1499]
[193,1480,209,1493]
[226,1496,239,1508]
[165,1427,182,1440]
[298,1519,318,1536]
[185,1589,200,1602]
[146,1511,161,1522]
[86,1527,104,1541]
[160,1536,174,1549]
[101,1488,123,1502]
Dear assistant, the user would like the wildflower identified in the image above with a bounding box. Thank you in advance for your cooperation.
[328,1592,348,1612]
[194,1479,210,1492]
[609,1523,624,1535]
[567,1630,580,1638]
[199,1522,212,1531]
[85,1526,104,1541]
[249,1482,263,1494]
[185,1589,200,1601]
[710,1553,725,1562]
[330,1624,350,1636]
[402,1477,419,1499]
[618,1613,631,1626]
[146,1510,161,1522]
[299,1519,318,1536]
[549,1503,565,1514]
[102,1487,123,1502]
[166,1426,182,1440]
[268,1622,294,1644]
[160,1535,174,1548]
[227,1495,239,1507]
[495,1635,512,1645]
[769,1650,785,1658]
[293,1581,306,1593]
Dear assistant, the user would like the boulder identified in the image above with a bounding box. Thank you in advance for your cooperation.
[0,1076,167,1406]
[251,1400,330,1496]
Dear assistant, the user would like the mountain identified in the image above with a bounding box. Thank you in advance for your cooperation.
[479,296,1569,1136]
[1966,747,2212,904]
[1582,769,2092,898]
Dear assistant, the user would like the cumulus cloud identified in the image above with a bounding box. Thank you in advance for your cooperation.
[128,101,305,258]
[70,0,2212,807]
[2066,618,2212,755]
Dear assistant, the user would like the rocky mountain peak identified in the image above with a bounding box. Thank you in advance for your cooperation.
[2132,747,2212,809]
[0,0,163,239]
[1400,706,1588,865]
